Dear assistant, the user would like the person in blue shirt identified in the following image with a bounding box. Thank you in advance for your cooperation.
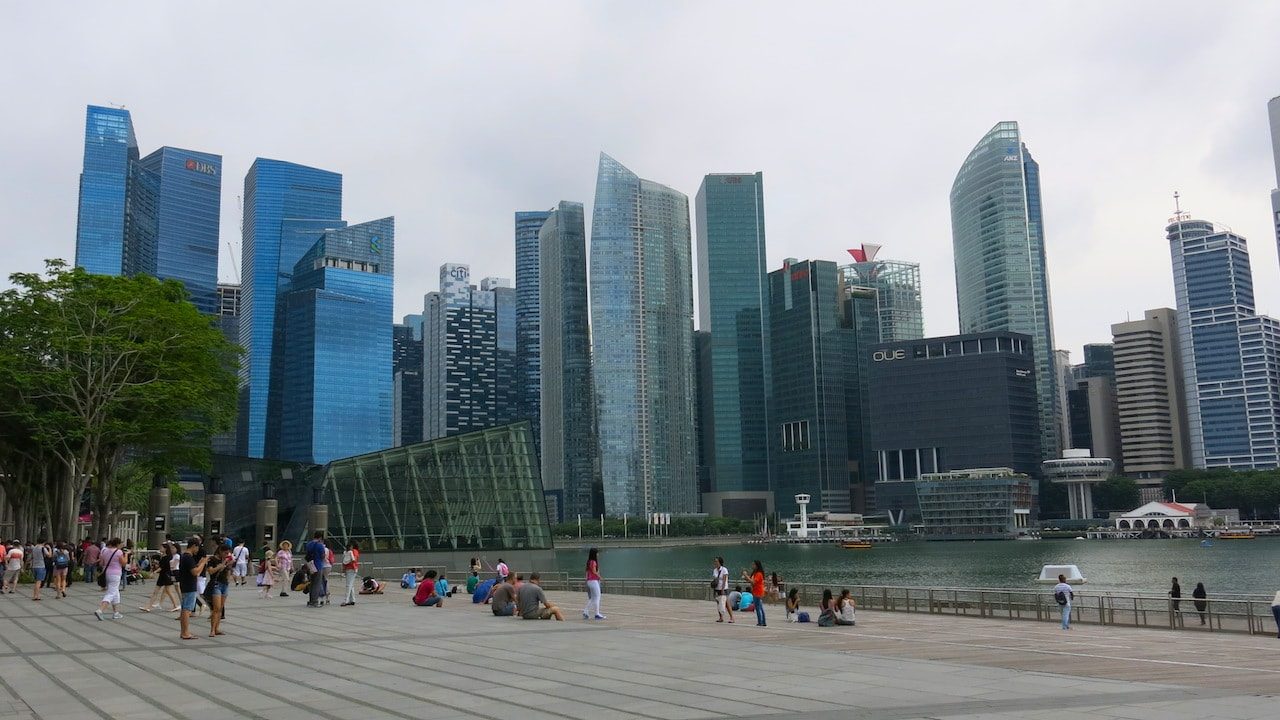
[435,572,451,598]
[401,568,418,589]
[304,531,328,608]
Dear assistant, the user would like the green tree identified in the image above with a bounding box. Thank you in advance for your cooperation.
[0,261,238,540]
[1092,477,1141,514]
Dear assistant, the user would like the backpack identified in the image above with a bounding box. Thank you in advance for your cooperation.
[1054,590,1068,606]
[53,549,69,568]
[797,611,811,623]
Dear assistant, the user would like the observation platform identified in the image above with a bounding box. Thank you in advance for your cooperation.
[0,583,1274,719]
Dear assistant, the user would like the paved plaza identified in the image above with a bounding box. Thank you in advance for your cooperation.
[0,581,1275,719]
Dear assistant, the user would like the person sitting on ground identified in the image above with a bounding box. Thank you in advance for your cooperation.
[785,588,800,622]
[435,572,452,598]
[727,584,743,616]
[817,589,836,627]
[489,576,517,617]
[466,570,479,595]
[835,589,856,626]
[400,568,418,589]
[516,572,563,621]
[737,586,754,612]
[413,570,442,607]
[360,576,384,595]
[512,574,524,590]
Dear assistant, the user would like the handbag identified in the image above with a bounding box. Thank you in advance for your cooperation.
[306,560,317,574]
[96,550,116,588]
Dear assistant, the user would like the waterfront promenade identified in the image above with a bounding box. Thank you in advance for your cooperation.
[0,583,1274,719]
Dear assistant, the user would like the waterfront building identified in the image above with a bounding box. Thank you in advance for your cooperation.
[868,331,1040,524]
[1111,308,1192,497]
[1042,449,1114,520]
[423,264,518,441]
[279,218,394,464]
[515,210,553,453]
[589,154,697,518]
[1168,215,1280,469]
[393,315,424,447]
[538,202,600,521]
[238,159,343,458]
[765,260,879,519]
[694,172,772,499]
[914,468,1034,540]
[74,105,222,312]
[694,330,714,503]
[1111,501,1239,532]
[951,121,1060,462]
[839,245,923,342]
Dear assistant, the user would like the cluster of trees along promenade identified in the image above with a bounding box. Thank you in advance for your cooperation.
[0,261,239,543]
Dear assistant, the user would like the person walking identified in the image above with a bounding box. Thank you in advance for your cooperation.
[257,546,277,599]
[51,542,70,598]
[304,532,327,608]
[177,538,209,641]
[275,541,293,597]
[712,556,732,623]
[81,539,100,587]
[30,541,49,601]
[745,560,767,627]
[140,543,178,612]
[340,541,360,607]
[1169,577,1182,612]
[495,558,509,585]
[582,547,604,621]
[1192,582,1208,625]
[3,541,24,593]
[1053,574,1074,630]
[94,538,126,621]
[231,539,250,587]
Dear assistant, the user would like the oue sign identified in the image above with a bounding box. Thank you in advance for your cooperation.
[873,349,906,362]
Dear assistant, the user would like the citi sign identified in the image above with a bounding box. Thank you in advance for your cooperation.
[872,349,906,362]
[184,158,218,176]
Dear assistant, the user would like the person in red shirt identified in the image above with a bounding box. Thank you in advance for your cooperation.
[743,560,767,627]
[340,541,360,607]
[413,570,442,607]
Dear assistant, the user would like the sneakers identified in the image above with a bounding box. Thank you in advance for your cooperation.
[594,614,606,620]
[583,612,590,620]
[93,610,103,621]
[112,612,123,620]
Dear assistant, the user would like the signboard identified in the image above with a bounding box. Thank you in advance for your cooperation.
[262,524,275,541]
[873,349,906,362]
[209,519,222,535]
[153,515,166,531]
[184,158,218,175]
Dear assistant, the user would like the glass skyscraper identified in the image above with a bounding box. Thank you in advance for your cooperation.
[590,154,697,517]
[1269,96,1279,265]
[238,158,343,458]
[538,201,600,521]
[393,315,424,447]
[137,147,223,313]
[839,255,923,342]
[1168,216,1280,468]
[75,105,138,276]
[694,172,771,495]
[514,210,553,453]
[279,218,395,464]
[951,121,1059,462]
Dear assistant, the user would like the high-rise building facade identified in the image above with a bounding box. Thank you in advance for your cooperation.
[538,202,600,521]
[1168,216,1280,469]
[1053,349,1074,451]
[393,315,424,447]
[1112,309,1191,497]
[951,121,1059,462]
[514,210,553,454]
[1269,96,1280,264]
[279,218,394,464]
[423,265,518,441]
[137,147,223,313]
[211,283,242,456]
[590,154,697,517]
[75,105,140,276]
[238,159,343,458]
[694,172,771,496]
[839,246,923,342]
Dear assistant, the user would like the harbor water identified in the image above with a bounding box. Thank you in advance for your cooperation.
[554,538,1280,596]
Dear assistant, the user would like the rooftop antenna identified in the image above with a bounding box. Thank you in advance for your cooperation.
[1171,191,1190,224]
[107,101,126,109]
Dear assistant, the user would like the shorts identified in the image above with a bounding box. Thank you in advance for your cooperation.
[211,581,229,596]
[33,568,46,583]
[523,608,554,620]
[492,602,515,617]
[233,561,248,577]
[181,592,198,612]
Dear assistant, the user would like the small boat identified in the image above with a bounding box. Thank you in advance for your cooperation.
[1218,530,1256,540]
[841,541,873,550]
[1200,539,1214,548]
[1036,564,1086,584]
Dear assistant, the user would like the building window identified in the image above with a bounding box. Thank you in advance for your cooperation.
[781,420,811,452]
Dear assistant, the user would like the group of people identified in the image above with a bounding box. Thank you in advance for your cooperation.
[711,557,771,626]
[1167,577,1211,625]
[1,536,153,603]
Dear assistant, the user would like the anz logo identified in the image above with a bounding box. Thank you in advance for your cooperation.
[369,236,382,255]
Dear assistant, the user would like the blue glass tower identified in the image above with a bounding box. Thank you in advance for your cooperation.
[590,154,697,517]
[239,159,343,458]
[1169,216,1280,469]
[951,121,1059,463]
[694,172,771,495]
[138,148,223,313]
[75,106,138,276]
[515,210,553,450]
[279,218,395,464]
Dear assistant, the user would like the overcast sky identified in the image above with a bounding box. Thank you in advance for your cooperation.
[3,1,1279,358]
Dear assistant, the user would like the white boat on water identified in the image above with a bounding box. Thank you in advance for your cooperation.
[1036,564,1086,584]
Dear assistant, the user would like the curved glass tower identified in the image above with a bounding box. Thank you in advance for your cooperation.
[590,154,697,517]
[951,121,1059,461]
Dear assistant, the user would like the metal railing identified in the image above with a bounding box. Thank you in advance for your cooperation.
[537,577,1280,636]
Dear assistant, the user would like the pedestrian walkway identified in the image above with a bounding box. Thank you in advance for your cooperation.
[0,582,1273,719]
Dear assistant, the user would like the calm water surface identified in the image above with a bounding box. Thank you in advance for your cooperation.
[555,539,1280,596]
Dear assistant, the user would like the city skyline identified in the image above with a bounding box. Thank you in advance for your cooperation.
[5,4,1279,359]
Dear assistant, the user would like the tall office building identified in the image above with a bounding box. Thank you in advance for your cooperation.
[590,154,697,517]
[694,172,771,498]
[279,218,395,464]
[538,202,600,521]
[1053,349,1074,451]
[393,315,424,447]
[764,260,879,519]
[423,265,518,440]
[74,106,222,311]
[1269,96,1280,264]
[238,159,343,458]
[515,210,553,454]
[839,245,923,342]
[1111,309,1191,498]
[951,121,1059,462]
[1168,215,1280,468]
[211,283,242,456]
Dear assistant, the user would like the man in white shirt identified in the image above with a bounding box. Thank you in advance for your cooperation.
[3,542,24,593]
[1053,574,1074,630]
[231,540,250,586]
